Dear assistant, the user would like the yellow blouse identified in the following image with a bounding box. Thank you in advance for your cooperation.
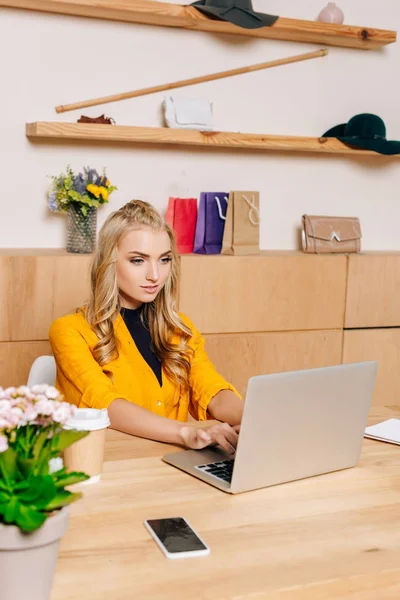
[49,311,238,422]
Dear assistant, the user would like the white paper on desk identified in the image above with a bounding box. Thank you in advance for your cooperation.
[364,419,400,445]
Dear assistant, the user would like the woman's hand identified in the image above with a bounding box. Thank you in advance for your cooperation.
[179,422,240,455]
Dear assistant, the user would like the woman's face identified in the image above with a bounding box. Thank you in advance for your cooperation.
[116,227,172,309]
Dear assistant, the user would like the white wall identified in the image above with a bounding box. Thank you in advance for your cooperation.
[1,0,399,250]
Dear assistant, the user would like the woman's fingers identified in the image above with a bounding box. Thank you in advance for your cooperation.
[180,426,208,449]
[211,431,236,455]
[219,423,239,448]
[180,423,240,453]
[196,429,212,446]
[205,423,238,455]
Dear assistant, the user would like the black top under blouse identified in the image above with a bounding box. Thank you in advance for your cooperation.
[120,307,163,387]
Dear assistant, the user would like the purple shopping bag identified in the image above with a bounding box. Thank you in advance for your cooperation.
[194,192,228,254]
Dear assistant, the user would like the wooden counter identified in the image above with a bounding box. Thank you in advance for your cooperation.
[2,251,400,405]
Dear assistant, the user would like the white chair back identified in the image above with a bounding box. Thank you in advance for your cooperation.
[27,355,56,387]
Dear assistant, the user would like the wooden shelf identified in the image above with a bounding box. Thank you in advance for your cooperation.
[26,121,397,157]
[2,0,396,50]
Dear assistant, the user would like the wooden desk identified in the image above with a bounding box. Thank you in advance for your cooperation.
[52,408,400,600]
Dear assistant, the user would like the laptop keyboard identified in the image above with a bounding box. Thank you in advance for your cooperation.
[196,459,234,483]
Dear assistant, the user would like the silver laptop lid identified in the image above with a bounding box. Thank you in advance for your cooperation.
[230,361,377,494]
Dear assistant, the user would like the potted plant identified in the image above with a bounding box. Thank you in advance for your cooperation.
[48,166,117,254]
[0,384,89,600]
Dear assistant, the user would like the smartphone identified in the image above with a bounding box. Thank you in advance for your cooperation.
[144,517,210,559]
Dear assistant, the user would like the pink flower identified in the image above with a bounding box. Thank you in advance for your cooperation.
[0,434,8,453]
[52,403,74,425]
[0,407,21,428]
[18,403,38,426]
[0,417,10,429]
[44,386,61,400]
[34,397,55,416]
[0,384,68,428]
[15,386,31,396]
[8,407,23,426]
[0,402,13,430]
[31,384,52,396]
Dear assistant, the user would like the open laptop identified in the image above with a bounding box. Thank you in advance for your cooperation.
[163,361,377,494]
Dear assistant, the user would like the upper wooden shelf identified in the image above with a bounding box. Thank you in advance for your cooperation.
[1,0,396,50]
[26,121,398,157]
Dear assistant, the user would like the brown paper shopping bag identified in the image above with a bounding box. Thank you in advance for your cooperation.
[221,191,260,255]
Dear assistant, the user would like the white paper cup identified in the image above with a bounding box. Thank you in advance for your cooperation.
[62,408,110,485]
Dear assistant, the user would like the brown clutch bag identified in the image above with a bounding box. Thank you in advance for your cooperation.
[77,114,115,125]
[302,215,362,254]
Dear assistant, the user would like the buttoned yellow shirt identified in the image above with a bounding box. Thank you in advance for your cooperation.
[49,311,238,421]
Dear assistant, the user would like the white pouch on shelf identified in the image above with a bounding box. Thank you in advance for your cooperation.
[163,96,214,131]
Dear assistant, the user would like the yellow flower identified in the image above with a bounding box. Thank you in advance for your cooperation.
[99,186,109,201]
[87,184,100,198]
[105,179,110,187]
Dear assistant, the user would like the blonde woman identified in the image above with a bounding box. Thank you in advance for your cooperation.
[49,200,243,455]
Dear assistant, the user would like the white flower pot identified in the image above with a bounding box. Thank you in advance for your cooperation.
[0,507,69,600]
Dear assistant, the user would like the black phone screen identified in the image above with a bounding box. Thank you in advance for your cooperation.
[146,518,208,553]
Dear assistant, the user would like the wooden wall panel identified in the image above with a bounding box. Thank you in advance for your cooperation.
[179,254,347,333]
[343,329,400,407]
[345,253,400,328]
[204,330,343,398]
[0,257,10,341]
[9,255,91,341]
[0,341,52,388]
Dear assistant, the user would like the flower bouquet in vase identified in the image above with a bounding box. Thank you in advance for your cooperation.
[0,385,90,600]
[48,166,117,254]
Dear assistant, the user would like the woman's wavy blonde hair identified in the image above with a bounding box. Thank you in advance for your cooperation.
[84,200,193,390]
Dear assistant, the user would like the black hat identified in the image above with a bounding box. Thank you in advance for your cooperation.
[191,0,278,30]
[322,113,400,156]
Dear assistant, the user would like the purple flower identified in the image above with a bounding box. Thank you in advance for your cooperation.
[73,173,86,195]
[48,192,58,212]
[85,167,99,184]
[95,175,105,186]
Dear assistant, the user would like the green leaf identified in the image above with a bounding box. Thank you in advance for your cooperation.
[15,504,47,533]
[0,447,17,485]
[13,480,30,491]
[32,429,51,460]
[44,489,82,511]
[32,477,57,509]
[54,471,90,488]
[16,475,57,509]
[0,491,10,502]
[3,496,18,524]
[52,429,88,454]
[68,190,84,202]
[17,457,36,479]
[35,449,53,476]
[79,195,98,207]
[51,466,67,477]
